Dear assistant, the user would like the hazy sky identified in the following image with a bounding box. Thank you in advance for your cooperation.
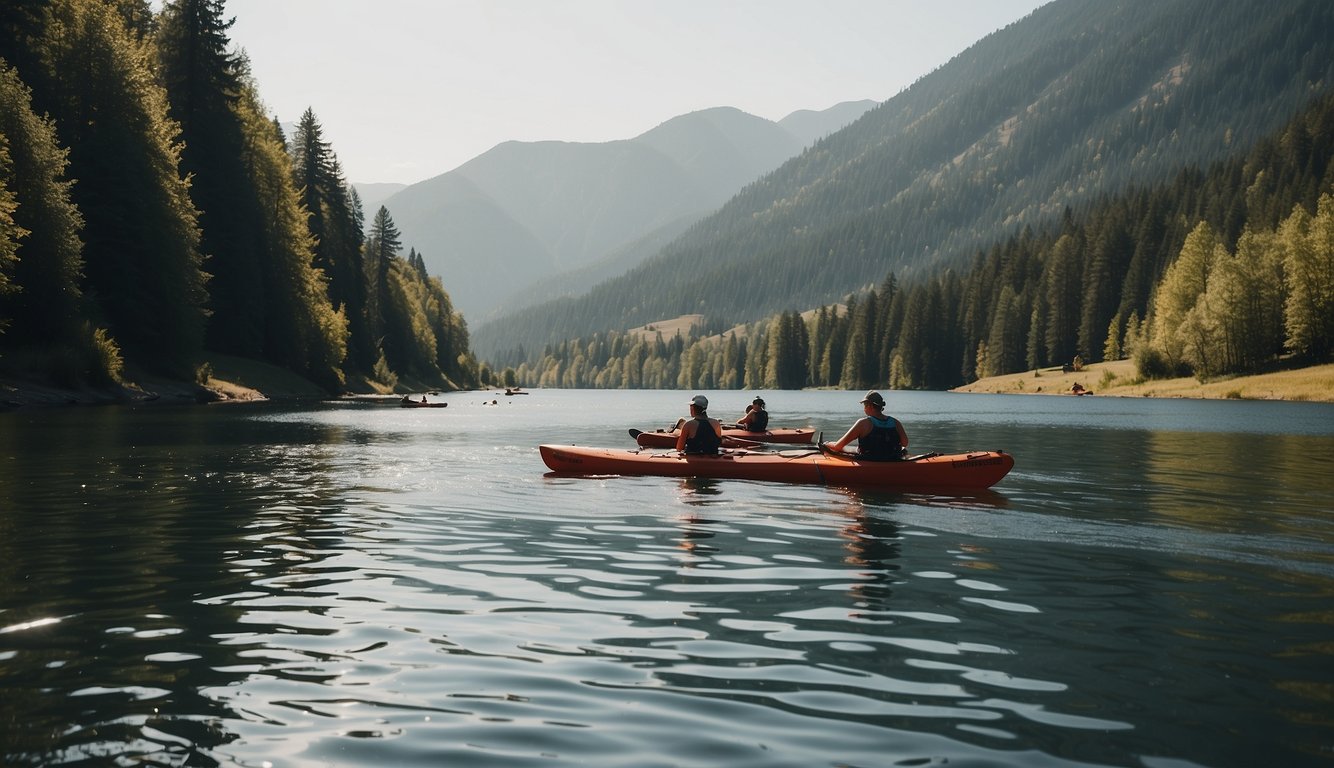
[219,0,1049,185]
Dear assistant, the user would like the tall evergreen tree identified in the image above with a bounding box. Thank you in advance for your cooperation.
[233,79,347,389]
[0,60,83,345]
[36,0,208,375]
[1281,196,1334,361]
[1151,222,1221,371]
[1043,233,1081,367]
[156,0,263,355]
[364,205,402,370]
[0,135,18,305]
[291,108,373,371]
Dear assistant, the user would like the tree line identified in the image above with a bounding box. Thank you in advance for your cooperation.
[508,93,1334,390]
[0,0,475,393]
[473,0,1334,363]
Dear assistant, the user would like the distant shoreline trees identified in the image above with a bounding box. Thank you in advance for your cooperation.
[0,0,476,393]
[508,93,1334,391]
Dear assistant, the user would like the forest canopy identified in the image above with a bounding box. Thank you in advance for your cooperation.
[507,94,1334,391]
[0,0,476,395]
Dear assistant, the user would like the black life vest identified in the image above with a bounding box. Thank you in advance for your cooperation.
[747,409,769,432]
[858,415,903,460]
[684,417,721,455]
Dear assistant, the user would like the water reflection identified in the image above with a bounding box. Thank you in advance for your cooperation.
[2,393,1332,768]
[0,404,364,765]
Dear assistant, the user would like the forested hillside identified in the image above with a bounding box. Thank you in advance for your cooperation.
[502,93,1334,391]
[0,0,475,396]
[384,103,875,321]
[474,0,1334,362]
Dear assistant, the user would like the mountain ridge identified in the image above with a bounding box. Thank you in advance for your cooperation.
[471,0,1334,361]
[372,100,878,320]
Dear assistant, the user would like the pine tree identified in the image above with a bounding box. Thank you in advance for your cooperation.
[37,0,208,375]
[1281,196,1334,361]
[366,205,402,345]
[1150,222,1220,372]
[0,61,83,345]
[291,109,373,371]
[0,136,18,304]
[1043,233,1081,367]
[156,0,263,354]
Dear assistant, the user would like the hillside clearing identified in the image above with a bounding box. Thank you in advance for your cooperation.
[952,360,1334,402]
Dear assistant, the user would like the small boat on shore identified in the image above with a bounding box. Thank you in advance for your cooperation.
[540,444,1013,489]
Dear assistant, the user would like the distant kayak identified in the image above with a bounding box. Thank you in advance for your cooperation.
[540,444,1013,489]
[632,426,815,448]
[400,401,448,408]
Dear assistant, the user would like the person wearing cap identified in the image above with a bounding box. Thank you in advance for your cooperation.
[733,396,769,432]
[677,394,723,455]
[825,390,908,460]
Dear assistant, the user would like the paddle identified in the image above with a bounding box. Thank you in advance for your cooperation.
[817,438,938,462]
[630,427,766,450]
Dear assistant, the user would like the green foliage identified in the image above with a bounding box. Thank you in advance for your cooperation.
[84,325,124,386]
[474,0,1334,362]
[0,133,19,304]
[0,0,476,395]
[1281,195,1334,360]
[508,90,1334,391]
[0,58,84,346]
[45,323,124,387]
[33,0,208,377]
[291,108,374,372]
[235,80,348,390]
[363,211,475,390]
[371,349,397,390]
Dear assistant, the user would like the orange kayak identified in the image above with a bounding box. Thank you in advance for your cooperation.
[540,444,1013,489]
[632,426,815,448]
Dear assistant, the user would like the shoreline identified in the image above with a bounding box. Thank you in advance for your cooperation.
[6,358,1332,410]
[951,359,1334,403]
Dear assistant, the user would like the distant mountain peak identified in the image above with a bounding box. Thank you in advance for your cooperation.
[376,100,875,320]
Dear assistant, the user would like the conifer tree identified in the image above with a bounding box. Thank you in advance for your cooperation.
[36,0,208,375]
[1150,222,1220,372]
[1043,234,1081,367]
[0,61,83,345]
[0,137,18,305]
[291,108,373,371]
[365,205,402,344]
[1281,196,1334,361]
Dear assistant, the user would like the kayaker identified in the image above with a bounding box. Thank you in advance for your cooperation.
[733,397,769,432]
[677,394,723,455]
[825,390,908,460]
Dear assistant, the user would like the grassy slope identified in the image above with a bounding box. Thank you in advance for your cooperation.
[951,360,1334,402]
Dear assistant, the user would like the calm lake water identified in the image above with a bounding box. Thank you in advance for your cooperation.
[1,389,1332,767]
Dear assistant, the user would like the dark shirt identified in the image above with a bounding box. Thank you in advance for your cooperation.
[746,409,769,432]
[857,415,903,460]
[684,417,721,455]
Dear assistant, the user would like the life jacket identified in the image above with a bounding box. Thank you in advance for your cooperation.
[858,415,903,460]
[684,416,721,455]
[747,409,769,432]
